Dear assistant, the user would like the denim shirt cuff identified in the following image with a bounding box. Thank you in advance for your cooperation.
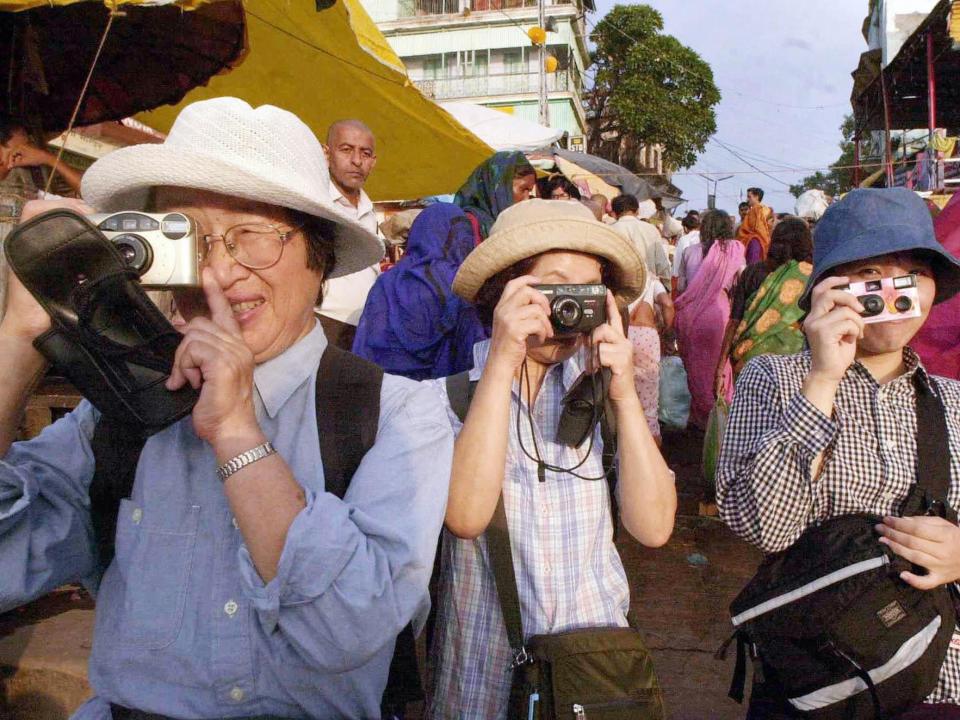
[237,489,354,634]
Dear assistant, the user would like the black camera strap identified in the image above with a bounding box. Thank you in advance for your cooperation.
[903,372,955,522]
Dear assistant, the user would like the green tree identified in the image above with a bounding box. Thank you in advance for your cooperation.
[789,115,856,197]
[588,5,721,170]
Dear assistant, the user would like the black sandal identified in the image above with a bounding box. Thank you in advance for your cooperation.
[5,209,197,435]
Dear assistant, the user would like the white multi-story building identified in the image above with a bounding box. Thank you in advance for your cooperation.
[362,0,593,148]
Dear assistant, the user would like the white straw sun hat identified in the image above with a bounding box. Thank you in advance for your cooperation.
[452,199,646,304]
[81,97,384,279]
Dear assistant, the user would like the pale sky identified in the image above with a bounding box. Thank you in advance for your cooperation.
[588,0,870,214]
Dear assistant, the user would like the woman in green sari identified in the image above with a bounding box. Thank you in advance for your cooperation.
[713,216,813,397]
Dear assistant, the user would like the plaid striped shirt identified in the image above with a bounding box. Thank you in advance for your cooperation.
[716,348,960,703]
[424,340,630,719]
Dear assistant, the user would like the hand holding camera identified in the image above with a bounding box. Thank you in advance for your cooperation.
[588,290,637,406]
[487,274,554,375]
[0,199,94,343]
[804,276,865,386]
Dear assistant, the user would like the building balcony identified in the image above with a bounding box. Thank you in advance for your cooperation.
[399,0,578,18]
[414,69,579,100]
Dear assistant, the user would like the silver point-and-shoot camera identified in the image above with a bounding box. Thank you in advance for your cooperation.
[91,211,200,288]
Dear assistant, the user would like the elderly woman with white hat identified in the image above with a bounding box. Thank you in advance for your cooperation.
[0,98,453,719]
[426,199,676,718]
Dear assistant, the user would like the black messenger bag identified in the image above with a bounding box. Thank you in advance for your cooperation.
[487,495,665,720]
[722,375,958,719]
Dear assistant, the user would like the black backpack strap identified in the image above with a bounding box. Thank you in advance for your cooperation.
[445,370,475,424]
[312,346,422,714]
[903,374,955,521]
[314,344,383,500]
[89,416,147,577]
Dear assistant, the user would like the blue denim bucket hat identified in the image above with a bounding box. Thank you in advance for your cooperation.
[799,187,960,310]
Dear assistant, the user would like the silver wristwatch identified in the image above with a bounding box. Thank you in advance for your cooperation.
[217,442,277,482]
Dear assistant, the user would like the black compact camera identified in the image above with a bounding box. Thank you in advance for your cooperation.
[534,283,607,336]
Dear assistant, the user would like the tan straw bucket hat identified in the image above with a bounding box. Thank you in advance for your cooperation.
[452,198,646,304]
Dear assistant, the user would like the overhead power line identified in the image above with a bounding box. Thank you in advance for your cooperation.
[710,137,793,186]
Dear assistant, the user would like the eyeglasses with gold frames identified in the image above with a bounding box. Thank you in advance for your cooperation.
[200,223,304,270]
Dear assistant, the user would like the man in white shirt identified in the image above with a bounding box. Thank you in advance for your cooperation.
[318,119,381,349]
[611,193,671,287]
[671,212,701,296]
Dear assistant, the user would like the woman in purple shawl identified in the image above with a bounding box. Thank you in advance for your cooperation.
[352,203,488,379]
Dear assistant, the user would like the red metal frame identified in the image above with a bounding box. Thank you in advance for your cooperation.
[881,71,895,187]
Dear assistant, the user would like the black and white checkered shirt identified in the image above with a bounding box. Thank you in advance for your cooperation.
[716,348,960,703]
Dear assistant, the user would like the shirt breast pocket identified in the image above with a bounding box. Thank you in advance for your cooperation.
[110,499,201,650]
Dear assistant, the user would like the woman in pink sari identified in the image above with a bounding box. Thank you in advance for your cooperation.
[674,209,746,428]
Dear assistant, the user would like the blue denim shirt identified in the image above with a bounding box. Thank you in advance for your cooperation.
[0,322,453,719]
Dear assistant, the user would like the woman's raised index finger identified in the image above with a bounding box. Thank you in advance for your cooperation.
[201,267,242,336]
[603,290,625,336]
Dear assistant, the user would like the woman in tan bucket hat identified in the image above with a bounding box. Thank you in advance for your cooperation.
[426,199,676,718]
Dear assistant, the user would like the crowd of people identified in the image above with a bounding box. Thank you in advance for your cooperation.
[1,95,960,720]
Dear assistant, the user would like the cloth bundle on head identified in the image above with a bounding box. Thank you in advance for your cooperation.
[352,203,487,380]
[912,192,960,379]
[81,96,384,279]
[452,198,646,305]
[454,150,534,241]
[795,189,830,221]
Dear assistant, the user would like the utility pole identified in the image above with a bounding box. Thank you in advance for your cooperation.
[697,173,733,210]
[538,0,549,126]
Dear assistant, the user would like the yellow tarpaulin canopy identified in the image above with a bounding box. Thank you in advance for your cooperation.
[3,0,494,200]
[142,0,493,200]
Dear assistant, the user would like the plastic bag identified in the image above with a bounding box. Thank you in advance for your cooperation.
[657,355,690,430]
[702,396,729,486]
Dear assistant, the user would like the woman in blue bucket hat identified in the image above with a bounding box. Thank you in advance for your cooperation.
[717,187,960,717]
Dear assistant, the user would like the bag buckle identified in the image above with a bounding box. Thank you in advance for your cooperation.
[512,646,532,668]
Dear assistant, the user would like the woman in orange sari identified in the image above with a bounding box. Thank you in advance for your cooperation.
[737,186,772,264]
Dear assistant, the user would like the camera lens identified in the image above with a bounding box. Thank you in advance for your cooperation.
[112,233,152,274]
[553,297,582,329]
[858,294,884,317]
[894,295,913,313]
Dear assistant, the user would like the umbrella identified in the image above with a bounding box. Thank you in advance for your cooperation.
[553,149,659,201]
[553,155,620,199]
[440,102,564,153]
[552,149,686,210]
[0,0,247,133]
[139,0,494,201]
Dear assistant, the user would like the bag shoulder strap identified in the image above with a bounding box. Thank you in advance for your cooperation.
[445,370,475,424]
[314,344,383,500]
[488,494,526,656]
[90,417,147,575]
[312,347,425,712]
[905,373,955,520]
